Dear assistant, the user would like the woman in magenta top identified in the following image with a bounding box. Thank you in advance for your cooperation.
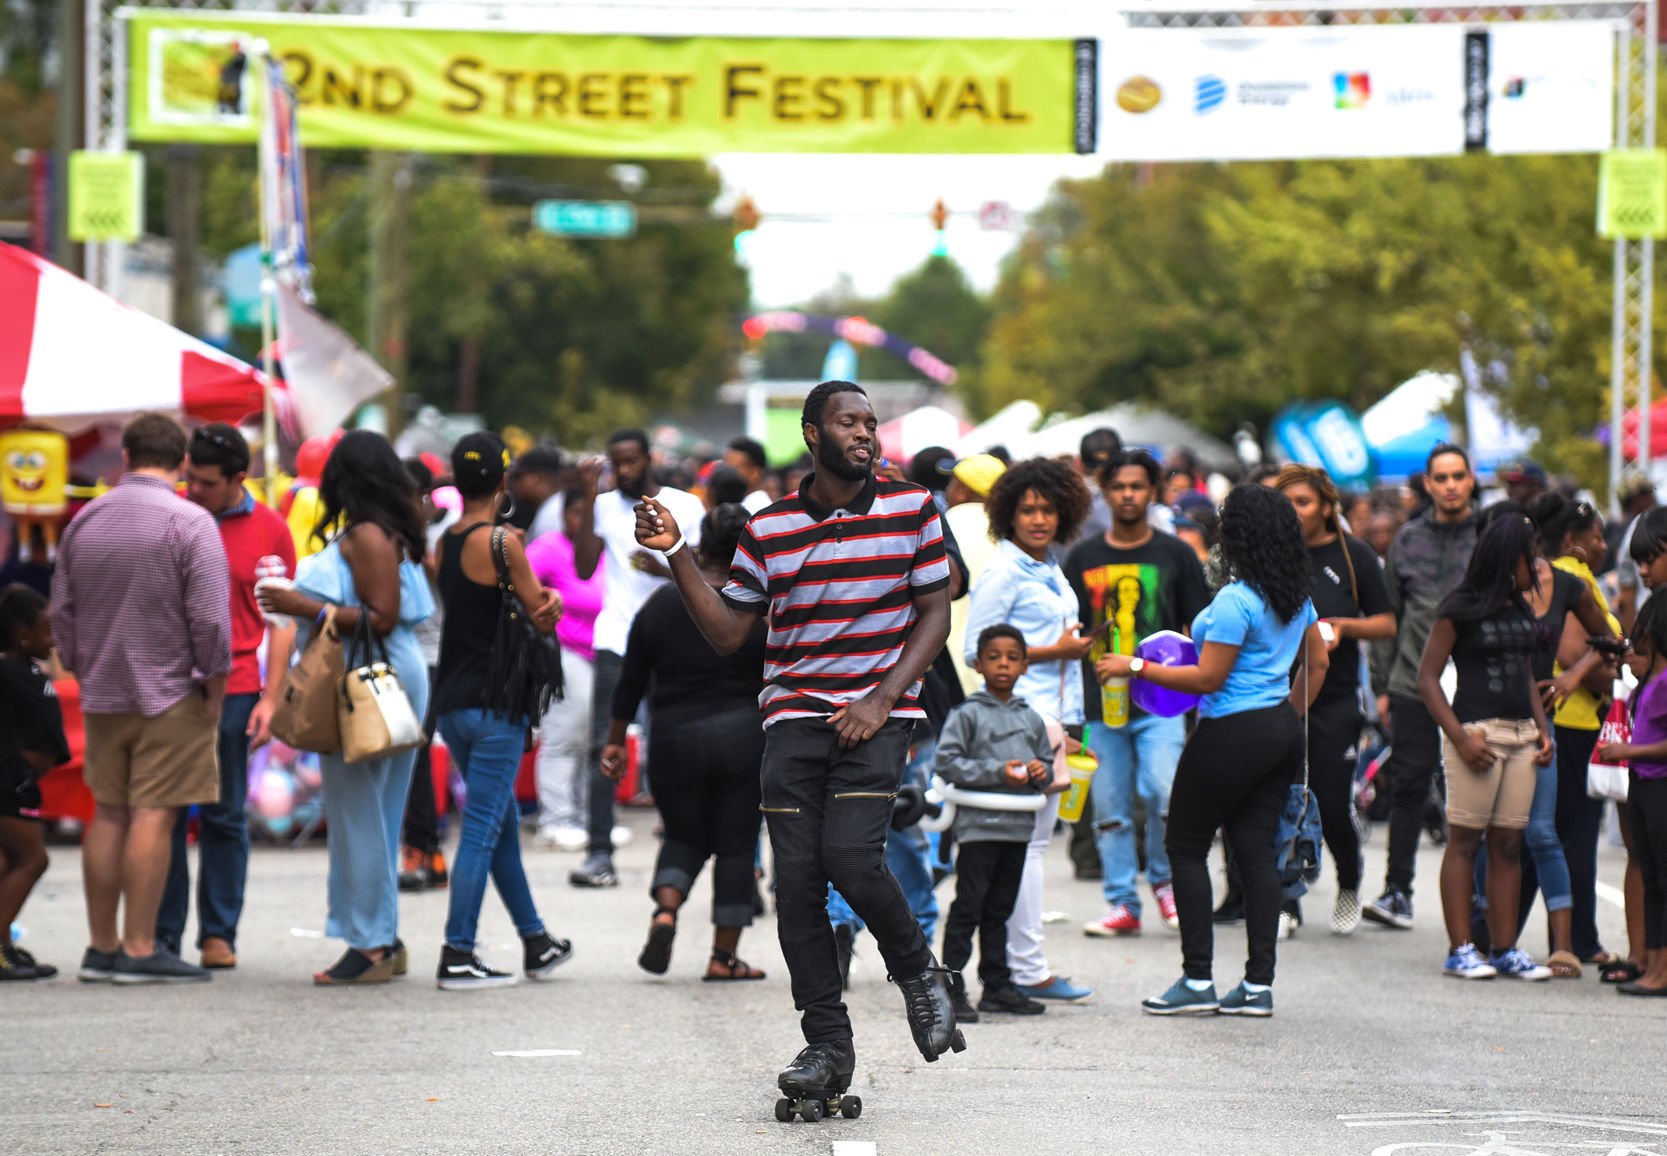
[1600,593,1667,996]
[526,486,606,849]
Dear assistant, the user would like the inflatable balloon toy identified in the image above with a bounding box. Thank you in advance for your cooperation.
[1130,629,1202,718]
[1,429,69,563]
[919,775,1048,834]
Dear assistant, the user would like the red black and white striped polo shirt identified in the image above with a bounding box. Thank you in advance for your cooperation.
[722,474,951,726]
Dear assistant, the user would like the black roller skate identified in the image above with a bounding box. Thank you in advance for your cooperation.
[891,955,967,1063]
[775,1040,861,1123]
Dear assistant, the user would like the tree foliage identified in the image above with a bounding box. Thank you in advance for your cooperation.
[979,154,1649,487]
[193,150,749,444]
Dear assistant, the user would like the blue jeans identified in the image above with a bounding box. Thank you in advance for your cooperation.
[1089,713,1185,916]
[440,708,546,951]
[158,692,258,952]
[828,733,939,945]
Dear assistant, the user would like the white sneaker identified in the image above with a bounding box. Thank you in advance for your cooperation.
[610,825,634,848]
[1331,889,1362,936]
[1277,911,1300,941]
[535,825,588,852]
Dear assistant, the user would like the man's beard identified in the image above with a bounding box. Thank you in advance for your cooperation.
[817,435,872,483]
[616,475,648,500]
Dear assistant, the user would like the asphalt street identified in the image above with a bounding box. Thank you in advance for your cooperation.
[6,809,1663,1156]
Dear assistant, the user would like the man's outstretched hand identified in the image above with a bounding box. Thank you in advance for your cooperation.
[634,497,682,552]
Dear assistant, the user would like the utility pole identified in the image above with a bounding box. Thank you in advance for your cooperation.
[367,151,411,436]
[52,0,84,273]
[167,145,201,335]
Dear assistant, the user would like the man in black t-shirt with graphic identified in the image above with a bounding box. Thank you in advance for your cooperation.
[1064,450,1211,939]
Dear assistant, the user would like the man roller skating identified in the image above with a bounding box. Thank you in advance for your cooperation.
[634,381,964,1115]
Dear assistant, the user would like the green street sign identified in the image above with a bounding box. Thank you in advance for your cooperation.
[67,150,144,242]
[1598,149,1667,240]
[532,200,637,239]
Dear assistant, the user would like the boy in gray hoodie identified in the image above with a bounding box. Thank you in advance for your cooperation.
[936,624,1055,1020]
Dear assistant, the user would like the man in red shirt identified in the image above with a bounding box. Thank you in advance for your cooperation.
[157,424,296,970]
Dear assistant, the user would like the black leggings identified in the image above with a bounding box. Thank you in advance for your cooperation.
[1309,692,1364,892]
[1628,772,1667,951]
[648,709,764,929]
[1167,702,1303,986]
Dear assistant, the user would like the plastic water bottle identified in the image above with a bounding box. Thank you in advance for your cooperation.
[255,554,292,626]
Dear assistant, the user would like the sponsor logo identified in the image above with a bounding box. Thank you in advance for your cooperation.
[1238,80,1310,107]
[1333,71,1371,109]
[1195,74,1227,114]
[1503,76,1527,98]
[1116,76,1162,114]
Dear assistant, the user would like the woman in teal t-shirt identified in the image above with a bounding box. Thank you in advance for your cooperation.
[1099,484,1328,1018]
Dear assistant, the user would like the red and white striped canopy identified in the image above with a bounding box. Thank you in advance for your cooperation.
[0,242,277,431]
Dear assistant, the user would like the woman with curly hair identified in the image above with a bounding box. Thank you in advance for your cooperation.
[1102,483,1329,1017]
[961,456,1096,1011]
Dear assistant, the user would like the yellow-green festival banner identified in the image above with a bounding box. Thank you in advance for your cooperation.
[125,11,1093,155]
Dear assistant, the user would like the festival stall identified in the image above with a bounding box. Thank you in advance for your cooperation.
[1,241,282,824]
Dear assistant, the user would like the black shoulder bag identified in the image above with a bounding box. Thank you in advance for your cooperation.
[485,525,564,721]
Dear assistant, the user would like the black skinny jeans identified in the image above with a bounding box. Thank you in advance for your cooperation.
[763,718,931,1045]
[1310,691,1365,893]
[1167,702,1303,986]
[586,650,625,857]
[941,840,1026,994]
[648,709,764,929]
[403,664,442,856]
[1384,692,1443,896]
[1628,772,1667,951]
[1556,724,1609,959]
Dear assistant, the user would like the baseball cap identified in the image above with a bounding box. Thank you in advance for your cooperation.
[1499,458,1547,486]
[451,431,510,490]
[1619,468,1656,503]
[952,453,1006,498]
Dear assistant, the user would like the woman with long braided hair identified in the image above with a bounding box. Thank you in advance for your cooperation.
[1274,466,1396,936]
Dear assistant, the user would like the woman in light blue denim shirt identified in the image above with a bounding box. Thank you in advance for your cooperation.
[961,458,1096,1006]
[260,431,433,985]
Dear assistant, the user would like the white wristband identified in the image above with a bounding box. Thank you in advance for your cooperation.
[663,535,686,558]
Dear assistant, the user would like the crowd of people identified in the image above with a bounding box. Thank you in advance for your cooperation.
[2,387,1662,1097]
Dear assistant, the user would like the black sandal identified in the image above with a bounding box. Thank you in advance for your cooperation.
[704,949,766,982]
[313,948,395,986]
[638,908,677,976]
[1601,959,1644,984]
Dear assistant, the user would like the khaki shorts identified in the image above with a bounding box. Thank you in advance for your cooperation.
[84,694,220,809]
[1442,717,1539,831]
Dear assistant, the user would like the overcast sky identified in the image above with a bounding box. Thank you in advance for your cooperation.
[712,152,1105,306]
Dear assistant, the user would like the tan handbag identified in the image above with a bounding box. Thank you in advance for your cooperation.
[270,607,344,753]
[337,613,423,764]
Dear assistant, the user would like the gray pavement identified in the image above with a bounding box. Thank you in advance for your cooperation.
[6,810,1664,1156]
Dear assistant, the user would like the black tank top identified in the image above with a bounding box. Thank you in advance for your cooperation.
[433,522,503,716]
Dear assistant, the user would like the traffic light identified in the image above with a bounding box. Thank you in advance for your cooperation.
[929,198,948,256]
[732,195,761,254]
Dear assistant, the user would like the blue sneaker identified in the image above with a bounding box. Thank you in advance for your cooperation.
[1018,975,1095,1003]
[1141,976,1219,1015]
[1490,947,1552,981]
[1443,943,1497,980]
[1217,982,1274,1017]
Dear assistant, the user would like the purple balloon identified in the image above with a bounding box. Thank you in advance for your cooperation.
[1130,630,1201,718]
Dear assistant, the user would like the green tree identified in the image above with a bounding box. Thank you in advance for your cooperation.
[871,254,989,376]
[981,153,1644,488]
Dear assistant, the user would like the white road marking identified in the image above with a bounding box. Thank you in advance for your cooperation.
[491,1049,582,1058]
[831,1142,878,1156]
[1596,881,1627,909]
[1340,1111,1667,1137]
[288,927,324,938]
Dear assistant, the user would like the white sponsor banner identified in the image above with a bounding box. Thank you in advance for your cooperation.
[1099,26,1469,161]
[1485,21,1616,155]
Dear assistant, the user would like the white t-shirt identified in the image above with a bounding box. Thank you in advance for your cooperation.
[591,485,705,655]
[742,489,773,514]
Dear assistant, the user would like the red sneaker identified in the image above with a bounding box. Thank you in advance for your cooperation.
[1154,884,1180,931]
[1083,904,1141,937]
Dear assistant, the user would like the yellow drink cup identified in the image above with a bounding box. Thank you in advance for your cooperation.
[1058,750,1098,822]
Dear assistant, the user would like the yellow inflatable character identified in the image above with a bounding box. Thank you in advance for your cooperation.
[1,429,69,563]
